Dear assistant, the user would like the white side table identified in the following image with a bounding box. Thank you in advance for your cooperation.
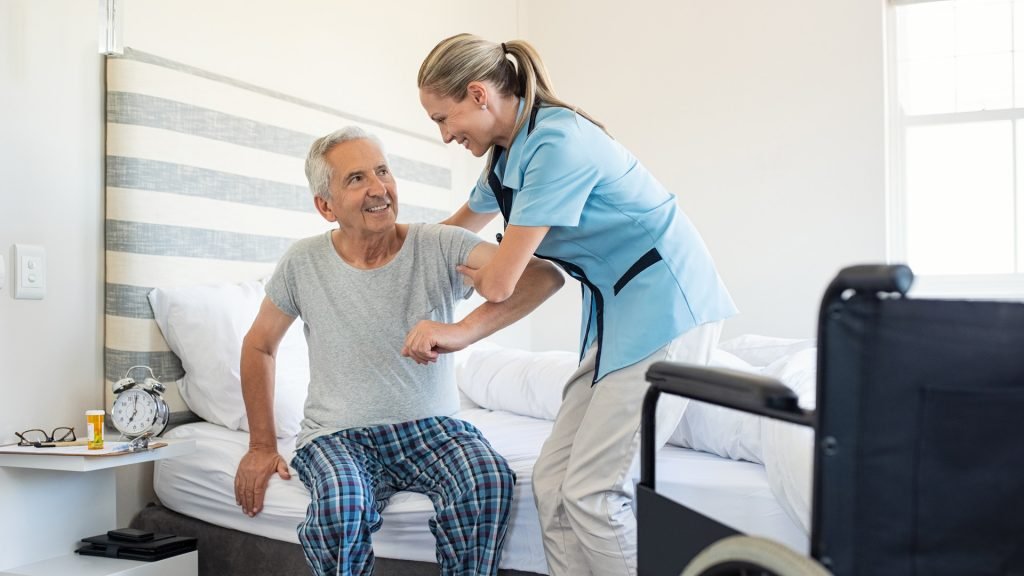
[0,551,197,576]
[0,439,196,575]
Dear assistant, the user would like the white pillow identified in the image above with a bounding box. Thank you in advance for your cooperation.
[667,344,819,464]
[761,346,817,410]
[452,348,481,411]
[148,280,309,438]
[667,349,765,463]
[759,346,817,533]
[456,343,577,420]
[719,334,815,368]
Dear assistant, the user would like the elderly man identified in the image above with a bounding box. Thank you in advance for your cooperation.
[233,126,563,576]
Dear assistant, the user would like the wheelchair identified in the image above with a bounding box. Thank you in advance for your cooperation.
[638,265,1024,576]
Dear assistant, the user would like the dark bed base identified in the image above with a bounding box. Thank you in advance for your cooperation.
[131,503,544,575]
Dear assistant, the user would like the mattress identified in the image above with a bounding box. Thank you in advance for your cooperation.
[157,410,551,574]
[156,409,806,574]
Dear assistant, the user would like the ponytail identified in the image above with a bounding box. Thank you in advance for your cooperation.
[418,33,609,167]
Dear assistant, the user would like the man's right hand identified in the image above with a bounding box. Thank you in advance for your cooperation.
[402,319,474,364]
[234,446,291,517]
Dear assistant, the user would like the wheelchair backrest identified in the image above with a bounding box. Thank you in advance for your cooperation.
[813,294,1024,575]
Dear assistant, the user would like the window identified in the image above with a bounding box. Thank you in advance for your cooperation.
[888,0,1024,297]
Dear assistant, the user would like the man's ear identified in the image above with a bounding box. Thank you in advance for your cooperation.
[314,195,337,222]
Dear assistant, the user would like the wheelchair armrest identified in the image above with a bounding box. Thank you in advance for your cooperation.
[640,361,815,489]
[646,361,813,424]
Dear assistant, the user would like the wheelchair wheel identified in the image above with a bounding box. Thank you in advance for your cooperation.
[680,535,830,576]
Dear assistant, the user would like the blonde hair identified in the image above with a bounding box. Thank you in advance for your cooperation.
[418,33,608,162]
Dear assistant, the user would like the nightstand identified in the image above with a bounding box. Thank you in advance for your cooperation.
[0,551,197,575]
[0,439,196,575]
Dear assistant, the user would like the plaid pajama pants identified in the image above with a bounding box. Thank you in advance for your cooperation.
[291,416,515,576]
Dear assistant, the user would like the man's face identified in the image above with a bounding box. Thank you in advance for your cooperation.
[319,139,398,233]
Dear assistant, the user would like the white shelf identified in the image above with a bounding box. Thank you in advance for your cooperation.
[0,551,196,576]
[0,439,195,472]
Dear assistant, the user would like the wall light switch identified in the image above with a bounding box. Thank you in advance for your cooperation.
[14,244,45,300]
[0,254,5,292]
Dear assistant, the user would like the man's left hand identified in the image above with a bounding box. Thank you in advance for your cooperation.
[402,320,471,365]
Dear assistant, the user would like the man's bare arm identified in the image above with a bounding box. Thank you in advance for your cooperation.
[235,297,296,516]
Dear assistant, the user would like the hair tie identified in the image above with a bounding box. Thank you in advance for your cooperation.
[501,42,508,55]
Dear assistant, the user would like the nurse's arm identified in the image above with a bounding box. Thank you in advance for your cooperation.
[401,240,563,364]
[441,201,497,234]
[457,224,550,303]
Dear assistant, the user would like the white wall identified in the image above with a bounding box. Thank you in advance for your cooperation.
[121,0,514,150]
[0,1,105,566]
[522,0,887,342]
[0,2,105,448]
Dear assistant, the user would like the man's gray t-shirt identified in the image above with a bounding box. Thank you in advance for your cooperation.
[265,223,483,448]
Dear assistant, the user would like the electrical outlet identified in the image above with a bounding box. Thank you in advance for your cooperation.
[14,244,45,300]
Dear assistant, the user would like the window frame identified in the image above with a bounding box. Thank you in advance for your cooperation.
[886,0,1024,298]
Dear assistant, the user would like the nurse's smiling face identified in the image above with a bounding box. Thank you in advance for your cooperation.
[420,83,497,158]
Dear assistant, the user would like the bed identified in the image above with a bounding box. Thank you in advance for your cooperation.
[103,47,816,575]
[132,291,815,576]
[138,339,814,575]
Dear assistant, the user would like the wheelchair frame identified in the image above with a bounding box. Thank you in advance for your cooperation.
[637,265,913,576]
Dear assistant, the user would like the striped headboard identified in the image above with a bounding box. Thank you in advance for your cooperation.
[105,48,455,416]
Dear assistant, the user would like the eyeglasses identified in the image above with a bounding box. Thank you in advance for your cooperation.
[16,427,76,447]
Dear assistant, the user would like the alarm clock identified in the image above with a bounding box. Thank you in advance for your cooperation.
[110,365,170,438]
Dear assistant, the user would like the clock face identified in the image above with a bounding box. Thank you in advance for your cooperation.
[111,388,161,436]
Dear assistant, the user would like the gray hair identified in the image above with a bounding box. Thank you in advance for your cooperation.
[304,126,386,201]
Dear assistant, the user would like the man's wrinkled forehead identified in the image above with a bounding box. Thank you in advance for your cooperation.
[326,138,388,179]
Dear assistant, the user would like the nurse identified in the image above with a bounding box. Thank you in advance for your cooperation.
[418,33,737,576]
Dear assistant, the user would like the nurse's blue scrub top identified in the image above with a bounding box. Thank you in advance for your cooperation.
[470,104,737,383]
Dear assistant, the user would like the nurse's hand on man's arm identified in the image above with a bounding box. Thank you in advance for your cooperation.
[458,225,550,303]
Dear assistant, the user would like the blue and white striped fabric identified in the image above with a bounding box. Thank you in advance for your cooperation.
[291,416,515,576]
[104,48,455,414]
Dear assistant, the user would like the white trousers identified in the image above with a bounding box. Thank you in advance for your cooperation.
[532,321,723,576]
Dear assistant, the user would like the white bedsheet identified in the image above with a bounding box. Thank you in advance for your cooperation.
[650,449,808,554]
[456,336,818,536]
[156,408,807,573]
